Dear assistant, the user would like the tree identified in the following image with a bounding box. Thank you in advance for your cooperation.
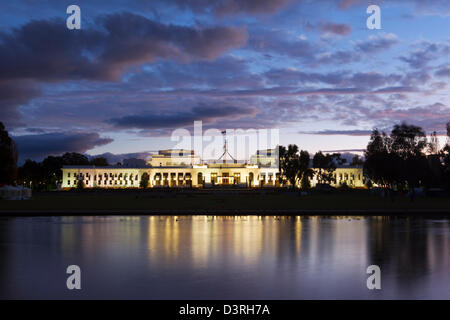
[18,159,42,189]
[390,123,427,158]
[391,123,430,190]
[313,151,343,184]
[0,122,18,185]
[350,155,364,166]
[76,179,85,190]
[90,157,108,166]
[299,150,313,190]
[428,131,439,155]
[41,155,64,189]
[278,145,311,188]
[62,152,89,165]
[140,172,149,188]
[364,123,431,191]
[364,129,397,188]
[300,169,313,190]
[441,122,450,190]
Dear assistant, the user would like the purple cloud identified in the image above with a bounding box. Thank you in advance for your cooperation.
[108,105,258,130]
[318,22,352,36]
[435,66,450,78]
[14,132,113,162]
[356,33,399,54]
[0,12,248,128]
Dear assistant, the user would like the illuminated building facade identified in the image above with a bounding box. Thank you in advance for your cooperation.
[61,149,366,189]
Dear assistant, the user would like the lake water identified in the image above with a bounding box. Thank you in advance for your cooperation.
[0,215,449,299]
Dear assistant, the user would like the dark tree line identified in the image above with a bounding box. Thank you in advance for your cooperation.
[0,122,18,185]
[0,123,109,190]
[3,119,450,193]
[278,145,345,189]
[18,153,109,190]
[364,122,450,192]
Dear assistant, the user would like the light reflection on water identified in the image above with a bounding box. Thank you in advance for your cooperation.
[0,216,449,299]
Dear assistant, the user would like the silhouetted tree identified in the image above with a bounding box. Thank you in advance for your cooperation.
[18,152,90,190]
[278,145,311,188]
[18,159,42,189]
[313,151,344,184]
[90,157,108,166]
[41,155,64,189]
[364,123,431,191]
[0,122,18,185]
[140,172,149,188]
[364,129,397,187]
[441,122,450,190]
[350,155,364,166]
[428,131,439,155]
[62,152,89,165]
[391,123,430,191]
[76,179,85,190]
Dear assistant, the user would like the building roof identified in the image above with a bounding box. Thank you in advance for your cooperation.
[63,165,148,169]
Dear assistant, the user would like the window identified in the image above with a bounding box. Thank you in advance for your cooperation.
[68,180,71,185]
[68,172,71,177]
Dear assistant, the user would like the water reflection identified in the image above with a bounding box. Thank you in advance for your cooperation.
[0,216,449,299]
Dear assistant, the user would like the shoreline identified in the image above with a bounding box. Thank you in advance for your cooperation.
[2,209,450,217]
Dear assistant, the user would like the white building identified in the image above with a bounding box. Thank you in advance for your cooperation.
[61,149,366,189]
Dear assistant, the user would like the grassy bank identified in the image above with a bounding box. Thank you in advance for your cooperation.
[1,189,450,214]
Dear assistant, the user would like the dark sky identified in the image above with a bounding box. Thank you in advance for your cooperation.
[0,0,449,162]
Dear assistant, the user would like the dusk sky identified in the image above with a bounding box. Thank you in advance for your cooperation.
[1,0,449,163]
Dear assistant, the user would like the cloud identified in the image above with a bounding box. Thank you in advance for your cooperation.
[89,151,154,164]
[338,0,364,9]
[0,12,248,128]
[215,0,293,16]
[435,65,450,78]
[249,29,317,63]
[264,69,402,88]
[0,80,41,127]
[108,105,258,130]
[399,42,440,69]
[407,0,450,16]
[366,102,450,133]
[156,86,417,98]
[0,13,248,82]
[251,32,399,67]
[356,33,399,54]
[127,56,263,90]
[13,132,113,162]
[301,129,373,136]
[318,22,352,36]
[337,0,450,16]
[168,0,293,16]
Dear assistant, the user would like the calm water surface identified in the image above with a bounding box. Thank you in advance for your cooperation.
[0,215,449,299]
